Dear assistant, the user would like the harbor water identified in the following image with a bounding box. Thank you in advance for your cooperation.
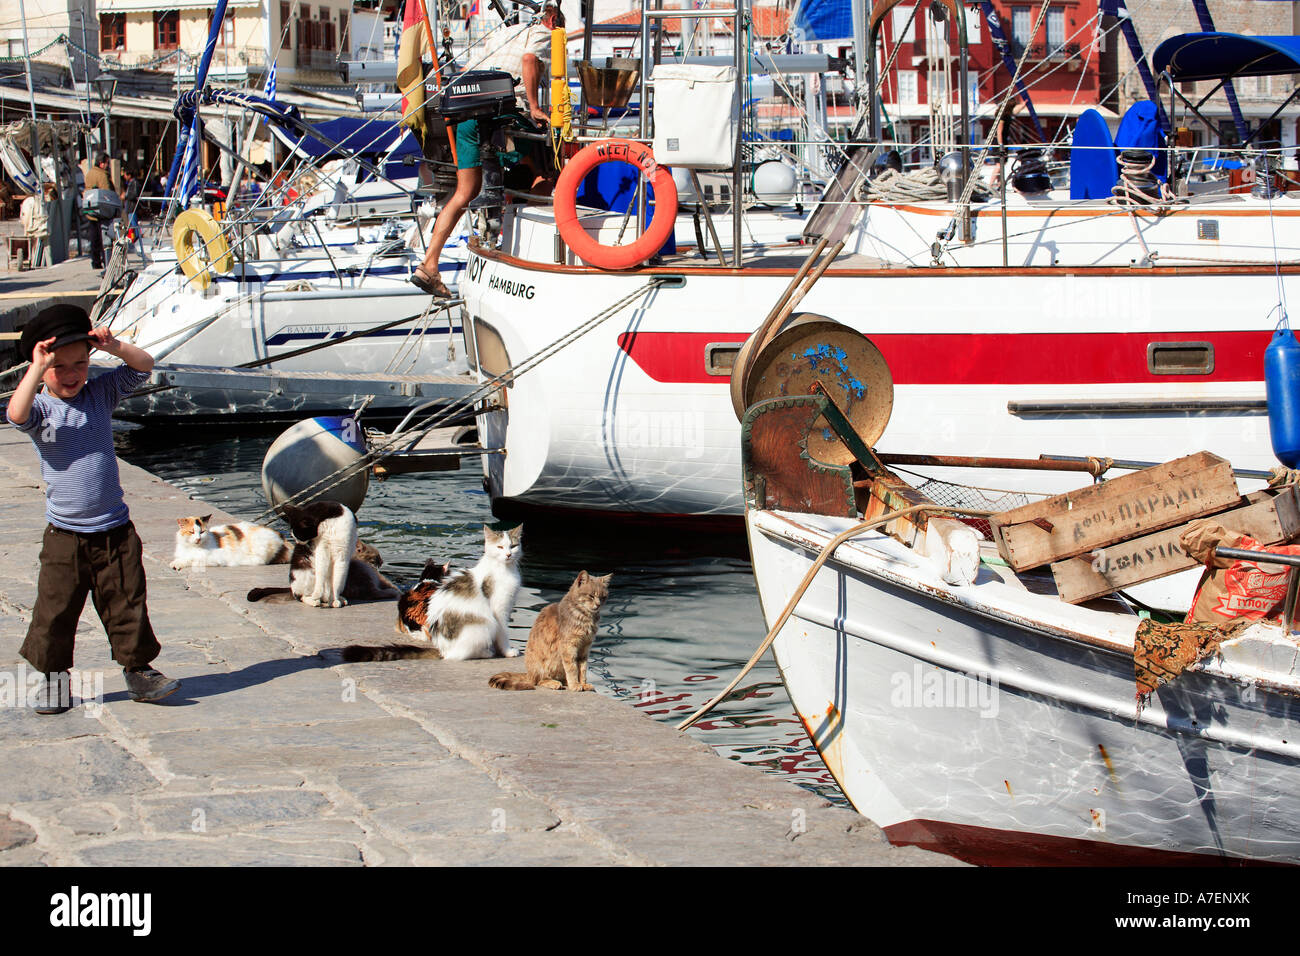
[114,426,847,808]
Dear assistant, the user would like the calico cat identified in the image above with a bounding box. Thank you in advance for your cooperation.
[395,559,451,636]
[246,538,399,604]
[342,525,522,662]
[280,501,358,608]
[489,571,611,691]
[171,515,291,569]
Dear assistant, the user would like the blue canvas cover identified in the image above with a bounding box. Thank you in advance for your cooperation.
[1115,100,1166,180]
[1069,108,1118,200]
[270,117,420,161]
[574,162,676,256]
[1153,32,1300,81]
[792,0,853,42]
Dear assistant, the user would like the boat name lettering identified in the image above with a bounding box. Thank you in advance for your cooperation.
[281,324,344,334]
[1090,540,1184,574]
[488,274,535,299]
[1071,486,1202,544]
[465,254,488,284]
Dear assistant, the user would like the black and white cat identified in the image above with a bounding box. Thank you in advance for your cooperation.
[246,536,399,605]
[280,501,359,608]
[344,525,522,661]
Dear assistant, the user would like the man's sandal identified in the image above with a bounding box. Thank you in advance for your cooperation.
[410,266,451,298]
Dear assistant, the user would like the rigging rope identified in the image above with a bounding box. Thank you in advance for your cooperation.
[247,276,670,526]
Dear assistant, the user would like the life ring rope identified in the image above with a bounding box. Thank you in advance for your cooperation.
[173,209,233,291]
[553,139,678,271]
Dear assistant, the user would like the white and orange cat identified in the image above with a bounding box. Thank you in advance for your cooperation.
[343,525,522,662]
[172,515,291,570]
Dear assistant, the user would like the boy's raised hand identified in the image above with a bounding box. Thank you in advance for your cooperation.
[30,336,59,373]
[87,326,120,355]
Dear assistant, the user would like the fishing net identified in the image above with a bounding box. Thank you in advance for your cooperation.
[913,477,1040,540]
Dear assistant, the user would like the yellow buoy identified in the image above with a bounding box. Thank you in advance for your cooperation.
[172,209,233,291]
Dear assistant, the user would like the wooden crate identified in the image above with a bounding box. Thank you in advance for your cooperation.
[1049,486,1300,604]
[989,451,1241,571]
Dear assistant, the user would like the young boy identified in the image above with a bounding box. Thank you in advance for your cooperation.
[6,305,180,714]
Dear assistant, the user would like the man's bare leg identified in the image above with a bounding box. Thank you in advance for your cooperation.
[418,166,482,282]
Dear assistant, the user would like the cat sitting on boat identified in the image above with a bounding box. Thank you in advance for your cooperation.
[342,525,522,662]
[172,515,292,570]
[490,571,611,692]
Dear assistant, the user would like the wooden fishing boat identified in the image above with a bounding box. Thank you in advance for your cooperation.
[740,382,1300,865]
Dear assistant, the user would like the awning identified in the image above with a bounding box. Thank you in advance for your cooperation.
[1153,32,1300,82]
[99,0,261,10]
[0,83,365,124]
[0,83,177,121]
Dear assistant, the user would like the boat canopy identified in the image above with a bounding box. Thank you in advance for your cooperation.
[268,116,420,162]
[792,0,853,42]
[1152,32,1300,82]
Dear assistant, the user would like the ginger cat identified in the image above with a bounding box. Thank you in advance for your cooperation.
[489,570,611,692]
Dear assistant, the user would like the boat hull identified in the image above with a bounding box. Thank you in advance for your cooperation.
[464,238,1284,521]
[745,509,1300,865]
[110,255,468,422]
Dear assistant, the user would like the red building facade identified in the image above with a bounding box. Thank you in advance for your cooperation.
[876,1,1107,155]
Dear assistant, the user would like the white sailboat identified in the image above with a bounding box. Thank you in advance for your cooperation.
[459,12,1300,526]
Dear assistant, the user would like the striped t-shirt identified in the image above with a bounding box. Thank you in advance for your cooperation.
[6,364,149,533]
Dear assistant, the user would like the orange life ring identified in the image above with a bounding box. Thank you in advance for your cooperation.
[554,139,678,270]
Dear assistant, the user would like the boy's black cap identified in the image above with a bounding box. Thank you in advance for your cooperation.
[20,305,93,363]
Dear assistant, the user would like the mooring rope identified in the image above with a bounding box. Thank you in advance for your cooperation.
[675,503,995,732]
[248,276,669,525]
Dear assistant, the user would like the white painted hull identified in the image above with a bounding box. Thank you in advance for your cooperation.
[463,205,1288,520]
[745,508,1300,865]
[109,244,469,422]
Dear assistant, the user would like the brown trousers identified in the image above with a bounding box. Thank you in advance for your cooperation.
[21,522,160,673]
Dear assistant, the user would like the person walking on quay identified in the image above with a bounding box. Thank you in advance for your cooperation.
[18,182,54,268]
[5,305,181,714]
[83,153,113,270]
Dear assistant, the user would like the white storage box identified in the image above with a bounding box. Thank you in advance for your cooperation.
[652,64,738,169]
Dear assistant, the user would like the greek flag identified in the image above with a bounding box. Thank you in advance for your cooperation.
[176,116,202,206]
[262,58,277,124]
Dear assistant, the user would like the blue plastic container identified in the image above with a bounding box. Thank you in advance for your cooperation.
[1266,327,1300,467]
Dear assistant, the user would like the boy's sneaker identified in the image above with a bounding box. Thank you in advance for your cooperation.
[123,667,180,703]
[32,671,72,715]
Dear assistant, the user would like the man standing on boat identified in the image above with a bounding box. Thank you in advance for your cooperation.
[411,0,564,298]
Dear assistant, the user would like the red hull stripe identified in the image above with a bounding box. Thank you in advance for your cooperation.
[616,331,1270,385]
[884,818,1292,867]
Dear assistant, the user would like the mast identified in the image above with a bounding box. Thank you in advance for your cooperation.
[16,0,43,187]
[163,0,233,217]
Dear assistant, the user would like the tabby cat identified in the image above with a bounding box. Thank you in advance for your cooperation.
[489,571,611,691]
